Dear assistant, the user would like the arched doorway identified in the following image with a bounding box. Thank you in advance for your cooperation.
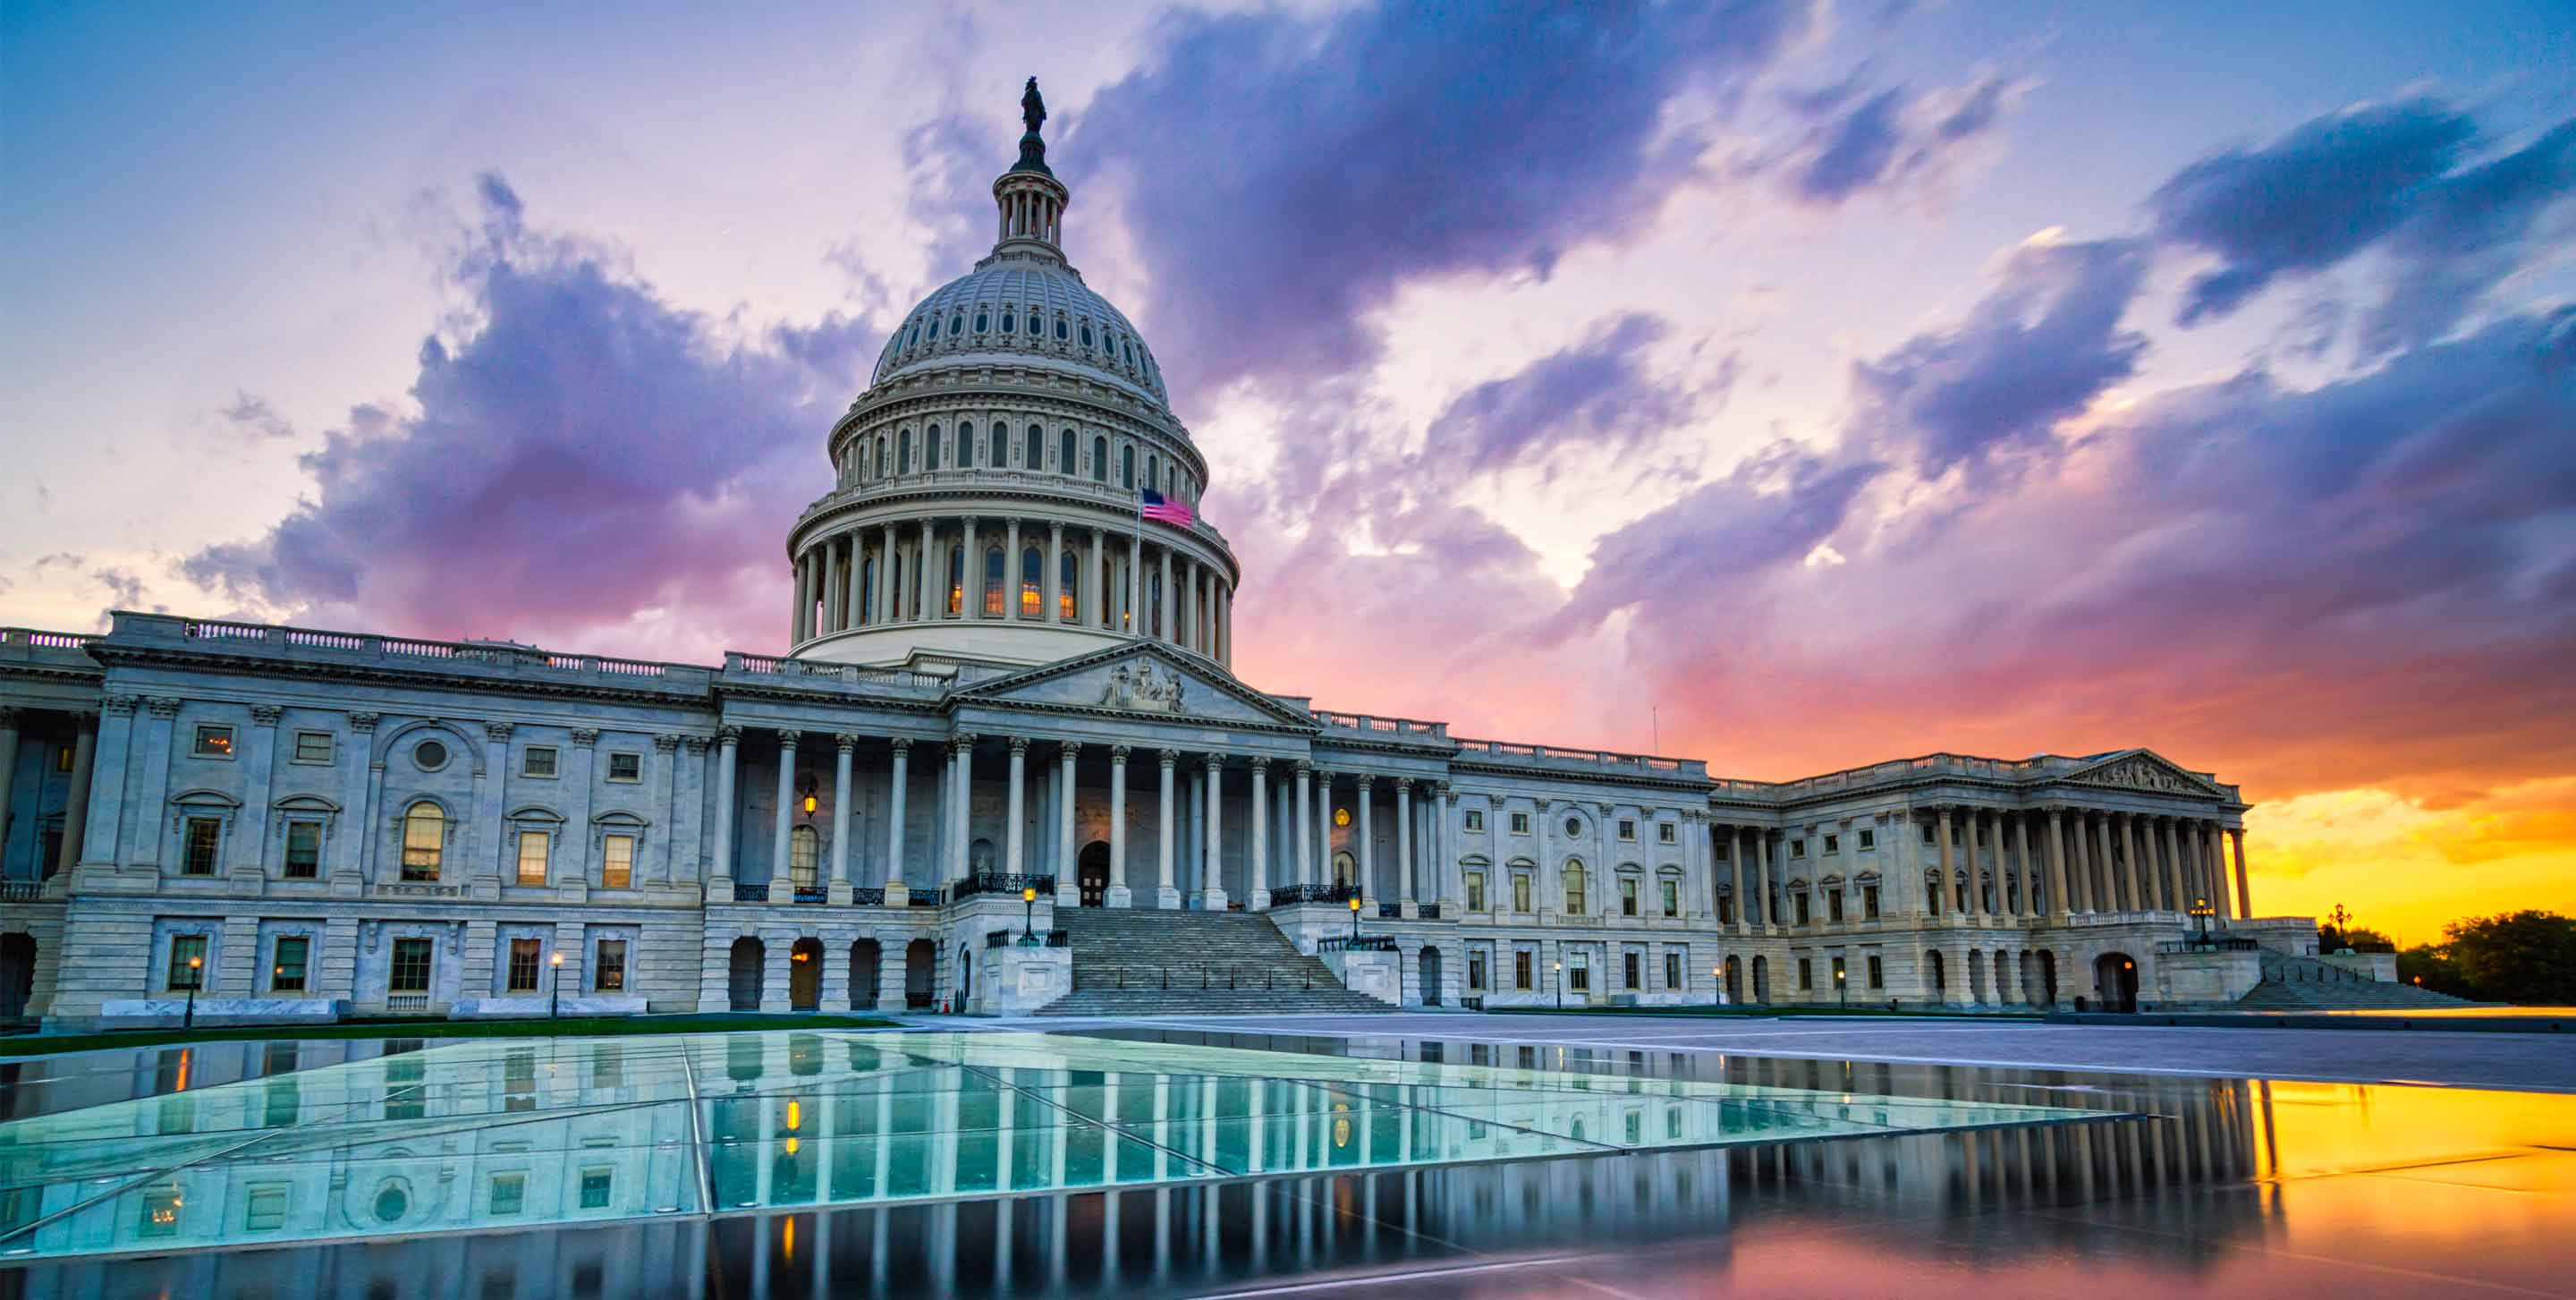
[2094,952,2140,1012]
[957,946,974,1007]
[727,937,764,1012]
[1419,947,1444,1007]
[1926,948,1947,1003]
[789,938,823,1010]
[1332,850,1357,891]
[970,837,997,875]
[1750,956,1770,1004]
[0,933,35,1021]
[904,939,936,1009]
[2038,950,2060,1007]
[1724,955,1742,1003]
[850,939,882,1010]
[1078,840,1111,906]
[1967,949,1987,1004]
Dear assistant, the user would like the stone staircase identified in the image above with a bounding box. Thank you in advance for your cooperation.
[2233,952,2479,1010]
[1035,909,1396,1016]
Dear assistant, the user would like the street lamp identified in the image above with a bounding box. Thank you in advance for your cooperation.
[1021,885,1038,944]
[1349,895,1362,941]
[2190,896,2215,944]
[1554,959,1563,1009]
[549,951,565,1020]
[1835,964,1848,1008]
[182,954,203,1030]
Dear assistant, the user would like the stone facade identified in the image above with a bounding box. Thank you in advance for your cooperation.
[0,88,2291,1028]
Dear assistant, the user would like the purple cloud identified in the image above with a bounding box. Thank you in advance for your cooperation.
[1787,70,2023,205]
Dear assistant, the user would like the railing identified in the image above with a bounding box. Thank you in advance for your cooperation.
[2157,936,2260,954]
[724,653,949,691]
[1318,935,1397,953]
[1450,737,1700,776]
[386,994,430,1013]
[1312,710,1450,741]
[984,929,1071,948]
[798,469,1235,549]
[953,871,1056,901]
[732,882,771,903]
[1266,882,1359,907]
[1,627,94,651]
[909,888,945,907]
[848,888,886,906]
[792,886,827,905]
[144,616,699,681]
[1377,902,1402,919]
[0,879,46,904]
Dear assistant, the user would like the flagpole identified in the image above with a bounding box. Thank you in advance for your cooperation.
[1132,486,1145,640]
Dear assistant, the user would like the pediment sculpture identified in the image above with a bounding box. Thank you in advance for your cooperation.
[2076,754,2209,794]
[1099,661,1185,713]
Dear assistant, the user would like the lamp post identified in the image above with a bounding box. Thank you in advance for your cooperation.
[182,954,203,1030]
[1554,959,1563,1009]
[2190,896,2215,945]
[1022,885,1038,944]
[1836,964,1848,1008]
[549,951,564,1020]
[1349,895,1362,942]
[1714,964,1724,1007]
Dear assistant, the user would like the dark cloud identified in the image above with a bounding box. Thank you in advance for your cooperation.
[1418,313,1692,484]
[1072,0,1817,396]
[2151,97,2576,339]
[1787,70,2023,205]
[183,173,860,659]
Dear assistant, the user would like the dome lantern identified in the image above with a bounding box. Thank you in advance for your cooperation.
[993,78,1070,263]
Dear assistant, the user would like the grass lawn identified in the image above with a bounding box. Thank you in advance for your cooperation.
[0,1012,902,1058]
[1510,1005,2046,1021]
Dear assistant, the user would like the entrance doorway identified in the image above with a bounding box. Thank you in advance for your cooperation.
[850,939,882,1011]
[1078,840,1111,905]
[0,933,34,1021]
[1332,850,1356,890]
[1750,955,1770,1003]
[1724,955,1741,1002]
[726,937,764,1012]
[904,939,936,1009]
[1419,947,1443,1007]
[2094,952,2140,1012]
[789,938,823,1010]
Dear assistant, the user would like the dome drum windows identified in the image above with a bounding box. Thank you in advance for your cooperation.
[958,422,975,469]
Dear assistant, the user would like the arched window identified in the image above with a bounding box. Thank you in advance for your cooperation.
[926,314,939,339]
[1925,871,1944,915]
[876,437,887,476]
[1080,324,1094,348]
[890,555,904,619]
[974,310,988,333]
[401,802,444,881]
[1001,310,1016,334]
[1090,435,1106,482]
[789,826,820,891]
[1021,546,1043,617]
[983,548,1005,616]
[946,548,965,616]
[1059,548,1079,621]
[1055,318,1067,340]
[1563,860,1588,916]
[957,422,974,469]
[950,313,962,336]
[1148,572,1163,636]
[1025,424,1042,468]
[1146,454,1159,489]
[860,557,877,622]
[925,424,943,471]
[905,322,919,348]
[1120,446,1134,488]
[897,429,911,473]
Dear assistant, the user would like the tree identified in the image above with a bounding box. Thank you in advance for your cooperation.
[2397,943,2474,998]
[2319,923,2397,954]
[2442,911,2576,1005]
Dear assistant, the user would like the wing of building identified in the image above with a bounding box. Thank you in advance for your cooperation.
[0,86,2330,1032]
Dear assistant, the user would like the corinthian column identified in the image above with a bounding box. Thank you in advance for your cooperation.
[2228,827,2251,917]
[1005,736,1029,874]
[1156,750,1181,908]
[885,739,910,896]
[1107,746,1131,907]
[1201,753,1228,910]
[1396,778,1416,917]
[1293,762,1313,888]
[771,731,799,895]
[1055,743,1080,905]
[1248,757,1270,911]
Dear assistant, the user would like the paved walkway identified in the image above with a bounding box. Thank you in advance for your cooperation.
[976,1010,2576,1092]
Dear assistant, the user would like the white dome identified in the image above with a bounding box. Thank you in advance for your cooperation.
[871,259,1170,406]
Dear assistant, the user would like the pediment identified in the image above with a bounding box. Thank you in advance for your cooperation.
[2063,750,2223,798]
[953,642,1318,729]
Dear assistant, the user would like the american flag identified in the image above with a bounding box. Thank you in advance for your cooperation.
[1140,488,1195,528]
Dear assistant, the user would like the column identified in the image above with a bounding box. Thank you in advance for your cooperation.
[2228,828,2251,917]
[1249,757,1270,910]
[1004,519,1023,620]
[1395,779,1416,916]
[1005,737,1029,874]
[1356,777,1375,903]
[1314,771,1334,889]
[1056,743,1080,904]
[1156,750,1180,908]
[1158,548,1174,643]
[1753,829,1774,929]
[1293,762,1312,888]
[2119,813,2144,910]
[2045,807,2070,919]
[1045,522,1063,625]
[1128,532,1143,636]
[1730,827,1750,934]
[1084,528,1105,626]
[1935,807,1954,917]
[2013,812,2038,918]
[950,736,975,884]
[0,709,18,872]
[710,727,741,888]
[54,713,97,876]
[2159,816,2187,914]
[1435,784,1458,912]
[1108,746,1132,907]
[1968,811,1989,922]
[2097,812,2126,911]
[962,518,981,619]
[876,525,894,625]
[820,539,839,634]
[771,732,799,894]
[886,739,911,892]
[2200,822,2229,921]
[917,520,935,621]
[792,554,811,642]
[831,734,857,902]
[1201,754,1227,911]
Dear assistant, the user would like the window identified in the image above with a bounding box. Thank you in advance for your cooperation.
[606,752,642,782]
[193,724,234,758]
[1563,861,1586,915]
[603,834,634,889]
[580,1168,614,1210]
[1563,815,1582,837]
[55,743,73,772]
[1868,955,1885,989]
[1021,545,1043,616]
[974,311,987,332]
[1467,948,1487,991]
[1091,435,1107,482]
[1832,956,1848,991]
[1922,820,1937,844]
[948,547,965,615]
[1001,310,1016,334]
[1794,891,1812,925]
[1623,951,1640,990]
[292,730,334,763]
[1620,876,1639,916]
[1859,828,1876,850]
[957,421,974,467]
[167,933,208,990]
[508,939,542,992]
[1464,809,1485,832]
[1661,879,1680,918]
[1508,811,1531,836]
[1863,884,1881,919]
[1828,888,1845,922]
[490,1173,527,1216]
[1717,895,1734,925]
[515,830,549,886]
[789,825,821,890]
[983,548,1004,616]
[1055,318,1069,340]
[1568,951,1589,992]
[242,1185,289,1232]
[1514,949,1533,990]
[1789,837,1806,858]
[595,939,627,992]
[1659,822,1677,845]
[1465,871,1486,912]
[1121,444,1134,488]
[1059,428,1075,474]
[1824,834,1840,854]
[1060,549,1079,621]
[899,429,912,472]
[1665,951,1682,990]
[926,423,943,470]
[1512,872,1531,912]
[1618,819,1636,841]
[413,738,448,771]
[1026,424,1042,468]
[271,936,309,991]
[389,938,434,994]
[182,817,221,874]
[1798,958,1813,991]
[284,821,321,877]
[522,747,558,778]
[140,1185,183,1237]
[1927,872,1944,915]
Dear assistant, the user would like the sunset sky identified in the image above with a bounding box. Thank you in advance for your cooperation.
[4,2,2572,944]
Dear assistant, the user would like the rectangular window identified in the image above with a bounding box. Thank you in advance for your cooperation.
[1868,955,1885,989]
[389,937,434,994]
[1625,1110,1643,1144]
[1923,821,1937,844]
[1864,885,1881,919]
[271,936,309,991]
[1859,829,1876,850]
[1665,951,1682,990]
[1717,896,1734,925]
[1617,819,1636,841]
[595,939,627,992]
[182,817,221,875]
[1795,892,1812,925]
[1568,952,1589,992]
[522,747,558,778]
[1828,889,1845,923]
[606,752,642,782]
[1564,877,1585,916]
[1658,823,1676,845]
[580,1168,614,1210]
[1465,871,1486,913]
[1620,877,1639,916]
[1463,810,1485,833]
[490,1173,527,1216]
[1467,949,1487,991]
[1623,951,1640,990]
[166,933,208,990]
[242,1185,289,1232]
[292,730,335,763]
[283,821,321,877]
[603,834,634,888]
[1798,957,1813,991]
[1514,949,1533,990]
[1789,837,1806,858]
[192,724,234,758]
[140,1184,183,1237]
[1824,834,1840,854]
[1508,811,1530,836]
[1512,874,1531,913]
[507,938,542,993]
[1661,879,1680,918]
[516,830,550,886]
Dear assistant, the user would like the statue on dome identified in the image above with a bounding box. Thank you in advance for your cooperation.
[1021,77,1046,136]
[1013,77,1053,175]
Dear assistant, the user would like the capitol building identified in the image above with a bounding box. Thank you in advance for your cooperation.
[0,84,2328,1031]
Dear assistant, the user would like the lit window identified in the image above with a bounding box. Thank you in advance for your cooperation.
[1465,871,1486,912]
[292,731,334,763]
[182,817,221,875]
[140,1184,183,1237]
[193,724,233,758]
[595,939,627,992]
[1563,861,1587,915]
[983,548,1005,616]
[389,938,434,994]
[603,834,635,889]
[789,825,821,890]
[402,803,445,880]
[1021,545,1043,616]
[510,829,550,885]
[271,936,309,991]
[55,744,72,772]
[284,821,321,878]
[1059,549,1079,621]
[606,752,642,782]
